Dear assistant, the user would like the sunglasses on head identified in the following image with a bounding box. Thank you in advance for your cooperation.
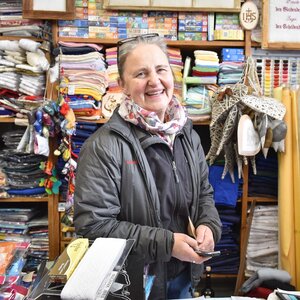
[117,33,160,67]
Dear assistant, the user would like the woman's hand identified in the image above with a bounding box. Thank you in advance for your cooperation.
[195,225,215,251]
[171,233,211,264]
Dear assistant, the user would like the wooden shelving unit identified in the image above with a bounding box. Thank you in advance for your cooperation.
[0,195,59,260]
[0,34,60,260]
[0,2,274,288]
[0,2,287,294]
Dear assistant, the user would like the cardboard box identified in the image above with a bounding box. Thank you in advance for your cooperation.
[49,238,89,283]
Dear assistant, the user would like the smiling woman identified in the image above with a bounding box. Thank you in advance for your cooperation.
[73,34,222,299]
[116,34,175,122]
[119,43,174,122]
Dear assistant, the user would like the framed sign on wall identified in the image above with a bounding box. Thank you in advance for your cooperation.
[262,0,300,49]
[23,0,75,20]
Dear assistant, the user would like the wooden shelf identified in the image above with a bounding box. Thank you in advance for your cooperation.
[247,196,277,203]
[57,37,245,50]
[0,116,210,126]
[251,41,261,48]
[0,36,43,41]
[167,40,245,50]
[211,274,237,278]
[0,196,49,202]
[237,196,277,203]
[193,119,210,126]
[0,118,16,123]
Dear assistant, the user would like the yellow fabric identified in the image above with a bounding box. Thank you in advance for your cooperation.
[278,86,300,289]
[273,86,282,102]
[293,88,300,289]
[59,87,103,101]
[194,55,219,62]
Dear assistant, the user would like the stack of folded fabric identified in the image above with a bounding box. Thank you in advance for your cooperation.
[218,48,245,85]
[27,215,49,265]
[248,152,278,198]
[0,207,33,243]
[0,39,48,97]
[0,0,44,37]
[57,121,98,202]
[1,129,24,149]
[55,41,108,121]
[101,46,123,119]
[0,149,47,198]
[241,267,295,298]
[192,50,219,84]
[182,56,214,122]
[246,205,279,276]
[0,206,48,272]
[105,47,120,94]
[0,88,21,117]
[0,40,23,93]
[57,121,98,229]
[208,165,242,274]
[168,47,183,101]
[184,85,211,122]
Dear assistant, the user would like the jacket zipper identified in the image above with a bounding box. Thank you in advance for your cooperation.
[172,160,180,183]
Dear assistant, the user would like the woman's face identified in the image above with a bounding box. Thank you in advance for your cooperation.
[120,44,174,121]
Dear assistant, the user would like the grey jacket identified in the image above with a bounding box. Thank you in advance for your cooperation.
[74,110,222,298]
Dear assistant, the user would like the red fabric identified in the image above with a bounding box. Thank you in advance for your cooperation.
[0,88,19,98]
[73,108,99,116]
[246,287,273,299]
[192,71,219,76]
[60,102,70,115]
[20,95,41,101]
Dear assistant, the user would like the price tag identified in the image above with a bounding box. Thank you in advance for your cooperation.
[58,202,66,212]
[68,85,75,95]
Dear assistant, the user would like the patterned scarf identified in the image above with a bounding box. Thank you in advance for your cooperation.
[118,96,187,150]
